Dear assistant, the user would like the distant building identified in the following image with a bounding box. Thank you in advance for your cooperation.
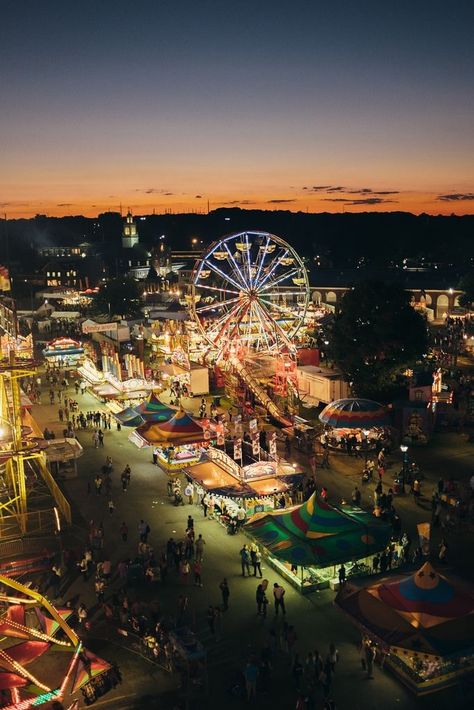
[122,211,139,249]
[120,211,151,279]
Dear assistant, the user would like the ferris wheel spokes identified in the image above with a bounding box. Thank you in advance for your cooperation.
[223,242,249,290]
[256,249,289,291]
[195,296,242,314]
[259,266,301,293]
[203,259,244,292]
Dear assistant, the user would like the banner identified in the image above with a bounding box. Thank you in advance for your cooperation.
[249,418,258,433]
[251,433,260,456]
[268,432,277,457]
[234,421,243,436]
[417,522,431,556]
[233,438,242,461]
[82,321,118,334]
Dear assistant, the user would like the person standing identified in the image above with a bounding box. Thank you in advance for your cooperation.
[351,486,361,506]
[94,475,102,495]
[240,545,251,576]
[193,560,202,587]
[244,660,259,701]
[253,548,262,578]
[273,582,286,616]
[256,581,268,616]
[338,564,346,587]
[108,498,115,515]
[219,578,230,610]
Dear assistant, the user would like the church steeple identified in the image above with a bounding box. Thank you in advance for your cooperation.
[122,210,139,248]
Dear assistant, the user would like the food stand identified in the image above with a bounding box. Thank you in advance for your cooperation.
[245,492,393,593]
[184,447,303,517]
[336,562,474,695]
[128,410,208,471]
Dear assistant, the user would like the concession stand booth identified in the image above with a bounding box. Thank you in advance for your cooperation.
[42,337,84,366]
[336,562,474,695]
[184,447,304,519]
[112,394,177,427]
[245,492,393,593]
[128,409,208,471]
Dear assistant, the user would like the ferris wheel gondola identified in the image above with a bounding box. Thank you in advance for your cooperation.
[190,230,310,357]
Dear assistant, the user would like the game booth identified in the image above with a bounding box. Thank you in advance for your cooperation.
[335,562,474,696]
[42,337,84,366]
[244,492,393,594]
[128,409,209,471]
[184,447,304,520]
[319,398,391,452]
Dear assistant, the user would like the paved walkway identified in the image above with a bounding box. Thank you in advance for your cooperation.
[29,381,472,709]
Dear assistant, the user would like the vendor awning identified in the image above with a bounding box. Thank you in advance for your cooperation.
[131,409,205,447]
[245,492,391,566]
[133,393,177,422]
[319,398,389,429]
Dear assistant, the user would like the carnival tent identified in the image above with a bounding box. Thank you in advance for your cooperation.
[319,398,389,429]
[335,562,474,656]
[245,492,391,566]
[130,409,205,447]
[114,406,144,427]
[133,393,178,422]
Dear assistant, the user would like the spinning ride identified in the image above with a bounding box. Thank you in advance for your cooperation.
[190,232,309,423]
[190,231,309,357]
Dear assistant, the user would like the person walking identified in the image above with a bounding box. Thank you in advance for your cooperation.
[244,660,259,701]
[273,582,286,616]
[195,534,206,562]
[94,475,102,495]
[219,578,230,610]
[108,498,115,515]
[253,548,263,578]
[351,486,361,506]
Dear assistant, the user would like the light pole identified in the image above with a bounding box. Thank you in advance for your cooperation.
[362,429,370,466]
[54,506,64,568]
[400,444,408,494]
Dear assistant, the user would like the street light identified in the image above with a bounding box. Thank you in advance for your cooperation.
[54,507,64,568]
[400,444,408,493]
[362,429,370,466]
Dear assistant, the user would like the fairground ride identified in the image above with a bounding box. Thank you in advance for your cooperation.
[190,231,310,424]
[0,354,71,541]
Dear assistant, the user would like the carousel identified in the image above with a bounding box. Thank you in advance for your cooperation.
[319,398,390,453]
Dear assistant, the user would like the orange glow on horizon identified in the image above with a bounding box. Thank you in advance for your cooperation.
[2,189,473,219]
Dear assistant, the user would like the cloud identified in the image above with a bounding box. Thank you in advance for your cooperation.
[304,185,400,196]
[322,198,350,203]
[134,188,174,195]
[195,195,202,199]
[437,192,474,202]
[266,198,296,203]
[57,203,73,207]
[346,197,398,205]
[218,199,258,205]
[327,186,346,192]
[310,185,332,191]
[163,192,174,196]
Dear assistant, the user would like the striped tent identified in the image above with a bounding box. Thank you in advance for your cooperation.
[134,394,177,422]
[132,409,205,447]
[245,492,391,566]
[319,398,389,429]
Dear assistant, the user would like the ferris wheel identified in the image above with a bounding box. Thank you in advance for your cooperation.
[190,230,309,357]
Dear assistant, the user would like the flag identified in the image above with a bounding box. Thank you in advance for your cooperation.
[0,266,11,292]
[417,522,430,556]
[268,432,277,456]
[233,438,242,461]
[251,433,259,456]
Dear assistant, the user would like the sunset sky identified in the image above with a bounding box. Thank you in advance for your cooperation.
[1,0,473,218]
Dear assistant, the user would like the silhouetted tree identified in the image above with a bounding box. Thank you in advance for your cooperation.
[328,280,428,400]
[93,277,143,319]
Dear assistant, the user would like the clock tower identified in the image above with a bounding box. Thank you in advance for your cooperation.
[122,211,139,249]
